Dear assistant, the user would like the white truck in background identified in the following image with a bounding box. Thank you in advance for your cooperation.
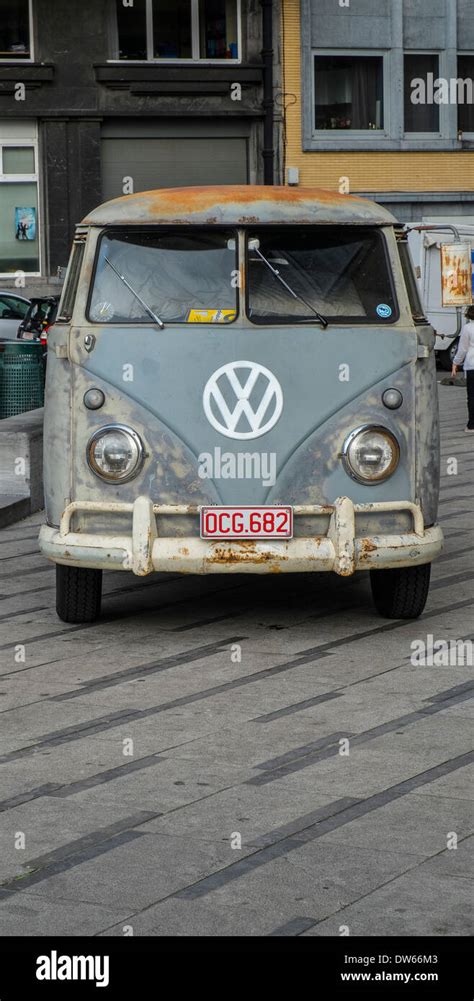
[406,221,474,370]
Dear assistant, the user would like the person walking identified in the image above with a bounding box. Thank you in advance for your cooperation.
[452,305,474,433]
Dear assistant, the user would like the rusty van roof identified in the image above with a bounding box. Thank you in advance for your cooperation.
[82,185,397,228]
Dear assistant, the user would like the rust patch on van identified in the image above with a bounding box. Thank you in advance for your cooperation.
[360,538,378,557]
[82,185,396,228]
[98,186,367,216]
[208,540,286,566]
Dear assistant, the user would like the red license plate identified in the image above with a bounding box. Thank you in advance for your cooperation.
[200,506,293,539]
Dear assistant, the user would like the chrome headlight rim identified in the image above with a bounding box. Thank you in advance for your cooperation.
[341,424,400,485]
[87,424,145,483]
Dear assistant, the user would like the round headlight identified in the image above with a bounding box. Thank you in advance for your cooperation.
[342,426,400,484]
[87,425,144,482]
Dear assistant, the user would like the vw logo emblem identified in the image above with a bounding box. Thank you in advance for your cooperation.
[203,360,283,440]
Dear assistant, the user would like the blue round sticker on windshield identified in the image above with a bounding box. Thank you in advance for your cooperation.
[376,303,392,318]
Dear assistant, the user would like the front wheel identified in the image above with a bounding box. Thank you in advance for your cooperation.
[56,564,102,623]
[370,564,431,619]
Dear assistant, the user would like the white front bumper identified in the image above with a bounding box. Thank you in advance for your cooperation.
[39,496,444,577]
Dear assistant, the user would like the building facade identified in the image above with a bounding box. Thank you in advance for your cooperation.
[282,0,474,221]
[0,0,281,291]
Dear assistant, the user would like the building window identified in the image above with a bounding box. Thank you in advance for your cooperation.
[115,0,239,61]
[404,54,440,133]
[314,55,384,131]
[116,0,147,60]
[0,0,31,60]
[458,55,474,134]
[199,0,238,59]
[153,0,192,59]
[0,136,39,276]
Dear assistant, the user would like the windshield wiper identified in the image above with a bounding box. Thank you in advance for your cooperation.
[252,247,328,328]
[104,256,165,329]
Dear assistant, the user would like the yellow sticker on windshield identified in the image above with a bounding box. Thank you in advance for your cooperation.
[187,309,236,323]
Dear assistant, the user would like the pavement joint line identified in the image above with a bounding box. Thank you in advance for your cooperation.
[0,534,40,545]
[425,679,474,702]
[438,509,472,520]
[294,833,474,935]
[436,548,473,563]
[101,576,251,612]
[267,916,318,936]
[0,752,166,814]
[0,580,260,649]
[310,623,474,698]
[0,585,52,602]
[254,732,355,770]
[0,564,53,581]
[0,597,473,764]
[443,530,471,539]
[171,609,250,632]
[246,686,474,786]
[102,574,184,597]
[430,570,474,589]
[439,490,473,497]
[293,595,474,658]
[0,621,96,651]
[167,750,474,901]
[0,656,68,680]
[1,635,245,682]
[4,810,160,876]
[252,691,343,722]
[0,829,150,898]
[47,635,247,701]
[0,708,139,763]
[0,551,41,562]
[0,604,48,623]
[103,575,249,602]
[0,693,75,717]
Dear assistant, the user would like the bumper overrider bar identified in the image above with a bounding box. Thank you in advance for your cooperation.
[39,497,443,577]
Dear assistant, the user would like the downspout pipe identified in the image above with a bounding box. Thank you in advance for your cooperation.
[261,0,274,184]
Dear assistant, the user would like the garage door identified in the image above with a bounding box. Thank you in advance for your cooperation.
[101,137,248,201]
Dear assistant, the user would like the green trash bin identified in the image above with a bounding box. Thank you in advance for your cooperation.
[0,340,45,419]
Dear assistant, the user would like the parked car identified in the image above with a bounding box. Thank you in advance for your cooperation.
[0,291,31,338]
[17,296,60,345]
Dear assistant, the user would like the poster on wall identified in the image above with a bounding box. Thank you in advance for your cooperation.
[15,207,36,241]
[440,243,473,306]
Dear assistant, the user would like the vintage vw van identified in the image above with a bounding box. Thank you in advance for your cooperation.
[39,186,443,623]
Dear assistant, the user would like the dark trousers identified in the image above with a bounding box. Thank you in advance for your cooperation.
[467,370,474,430]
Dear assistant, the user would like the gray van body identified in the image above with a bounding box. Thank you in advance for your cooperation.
[39,186,443,580]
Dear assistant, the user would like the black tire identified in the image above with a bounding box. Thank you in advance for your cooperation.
[370,563,431,619]
[438,338,459,371]
[56,564,102,623]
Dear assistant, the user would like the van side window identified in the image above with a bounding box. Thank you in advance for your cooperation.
[57,239,85,322]
[397,238,427,325]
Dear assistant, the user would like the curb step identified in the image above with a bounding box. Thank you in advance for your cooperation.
[0,495,31,530]
[0,407,44,528]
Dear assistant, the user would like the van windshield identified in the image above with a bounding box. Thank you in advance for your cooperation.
[247,226,397,324]
[88,229,238,324]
